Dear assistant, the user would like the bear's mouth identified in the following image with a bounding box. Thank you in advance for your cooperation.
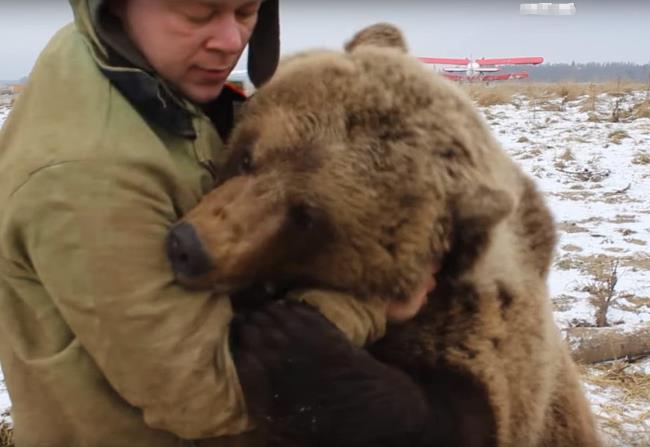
[228,265,440,315]
[228,278,347,313]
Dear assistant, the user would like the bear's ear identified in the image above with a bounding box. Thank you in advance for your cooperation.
[344,23,409,54]
[453,184,514,231]
[442,185,514,276]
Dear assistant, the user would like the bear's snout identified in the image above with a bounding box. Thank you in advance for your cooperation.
[167,222,213,281]
[166,176,293,290]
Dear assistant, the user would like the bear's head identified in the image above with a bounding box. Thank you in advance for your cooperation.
[167,23,517,302]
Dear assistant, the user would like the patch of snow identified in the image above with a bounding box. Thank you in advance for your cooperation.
[486,90,649,445]
[1,109,12,427]
[0,368,10,428]
[485,92,650,331]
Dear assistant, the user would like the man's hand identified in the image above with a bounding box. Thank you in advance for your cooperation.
[230,301,436,447]
[386,264,438,323]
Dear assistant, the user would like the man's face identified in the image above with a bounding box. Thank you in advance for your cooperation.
[117,0,262,103]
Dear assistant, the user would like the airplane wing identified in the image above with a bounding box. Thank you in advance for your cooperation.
[509,71,530,79]
[419,57,470,65]
[442,73,467,81]
[477,57,543,66]
[482,71,529,81]
[442,66,470,73]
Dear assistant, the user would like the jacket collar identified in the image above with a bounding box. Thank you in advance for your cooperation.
[69,0,202,139]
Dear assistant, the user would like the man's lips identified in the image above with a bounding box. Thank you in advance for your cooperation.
[192,66,230,82]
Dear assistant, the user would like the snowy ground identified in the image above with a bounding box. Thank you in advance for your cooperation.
[0,100,10,406]
[486,90,650,329]
[1,88,649,444]
[482,88,650,445]
[1,103,14,440]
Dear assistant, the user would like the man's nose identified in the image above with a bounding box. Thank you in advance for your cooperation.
[166,222,213,279]
[204,14,244,54]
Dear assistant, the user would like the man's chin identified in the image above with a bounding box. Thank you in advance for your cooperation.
[183,83,226,104]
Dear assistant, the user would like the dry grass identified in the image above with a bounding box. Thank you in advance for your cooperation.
[558,148,575,161]
[632,99,650,119]
[587,112,601,122]
[461,83,517,106]
[540,101,564,112]
[608,129,630,144]
[468,81,644,99]
[584,259,620,327]
[579,85,599,113]
[580,360,650,446]
[582,359,650,394]
[555,253,648,278]
[0,416,12,447]
[584,81,646,97]
[632,152,650,165]
[463,82,649,117]
[548,81,642,99]
[462,81,650,128]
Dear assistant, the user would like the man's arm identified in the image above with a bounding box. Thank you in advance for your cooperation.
[4,160,250,439]
[231,300,461,447]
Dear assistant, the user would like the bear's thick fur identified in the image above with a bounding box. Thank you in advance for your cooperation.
[170,24,600,447]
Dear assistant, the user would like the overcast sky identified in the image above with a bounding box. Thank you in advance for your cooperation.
[1,0,649,81]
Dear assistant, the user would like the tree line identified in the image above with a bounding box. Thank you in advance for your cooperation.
[525,62,650,83]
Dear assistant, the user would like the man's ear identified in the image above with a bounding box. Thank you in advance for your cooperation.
[344,23,409,54]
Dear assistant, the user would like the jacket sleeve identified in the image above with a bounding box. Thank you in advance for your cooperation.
[4,160,252,439]
[287,289,388,347]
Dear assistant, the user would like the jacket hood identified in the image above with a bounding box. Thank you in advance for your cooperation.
[248,0,280,87]
[69,0,279,87]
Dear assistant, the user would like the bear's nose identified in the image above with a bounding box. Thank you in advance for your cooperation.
[166,222,213,279]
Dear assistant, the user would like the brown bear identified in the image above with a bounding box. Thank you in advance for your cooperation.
[167,23,601,447]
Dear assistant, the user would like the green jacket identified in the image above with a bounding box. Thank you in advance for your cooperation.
[0,2,386,447]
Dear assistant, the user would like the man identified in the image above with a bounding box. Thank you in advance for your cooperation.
[0,1,433,446]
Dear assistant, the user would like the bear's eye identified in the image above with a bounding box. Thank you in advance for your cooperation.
[290,204,316,230]
[239,151,254,174]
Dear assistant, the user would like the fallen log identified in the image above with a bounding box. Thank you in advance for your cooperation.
[563,323,650,364]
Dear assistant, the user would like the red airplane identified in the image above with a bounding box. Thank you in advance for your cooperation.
[418,56,544,81]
